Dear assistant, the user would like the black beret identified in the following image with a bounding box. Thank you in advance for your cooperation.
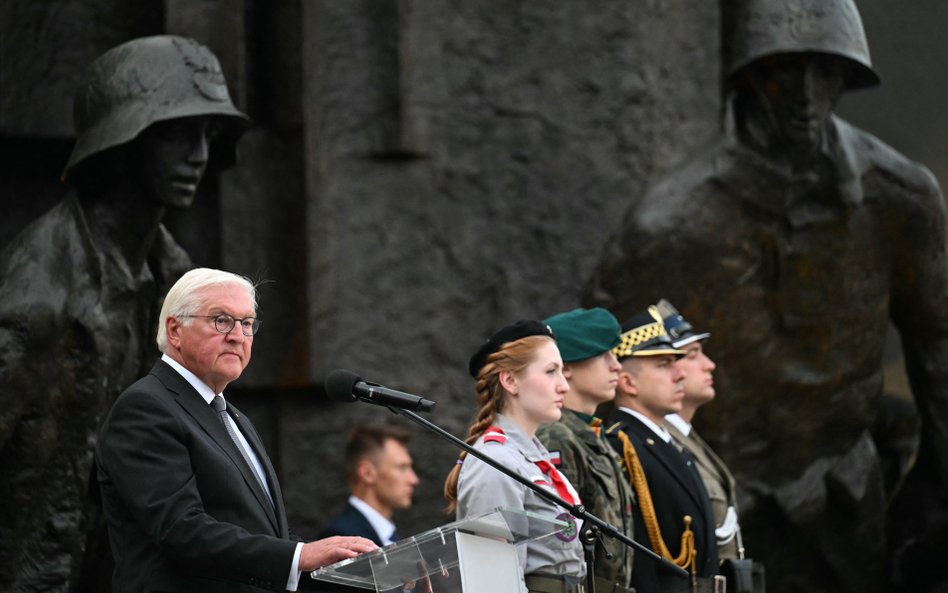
[468,320,555,378]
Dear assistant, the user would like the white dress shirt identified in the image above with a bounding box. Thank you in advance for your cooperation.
[349,495,398,545]
[664,413,692,436]
[617,406,673,443]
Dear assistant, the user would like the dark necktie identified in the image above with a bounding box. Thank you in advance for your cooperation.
[679,448,707,494]
[211,395,273,507]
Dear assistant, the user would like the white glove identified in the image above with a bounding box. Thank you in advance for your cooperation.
[715,506,739,545]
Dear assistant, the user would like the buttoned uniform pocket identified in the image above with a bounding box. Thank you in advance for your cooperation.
[585,451,621,504]
[583,447,634,585]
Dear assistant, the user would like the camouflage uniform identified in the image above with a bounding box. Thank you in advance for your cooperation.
[538,410,635,593]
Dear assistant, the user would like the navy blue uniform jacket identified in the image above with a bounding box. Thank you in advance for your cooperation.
[607,410,718,592]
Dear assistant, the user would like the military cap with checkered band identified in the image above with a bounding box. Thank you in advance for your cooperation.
[612,305,686,360]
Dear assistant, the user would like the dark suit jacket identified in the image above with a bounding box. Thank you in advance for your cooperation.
[606,410,718,592]
[318,502,385,547]
[95,360,300,593]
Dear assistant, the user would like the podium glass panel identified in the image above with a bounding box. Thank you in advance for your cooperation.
[311,507,568,592]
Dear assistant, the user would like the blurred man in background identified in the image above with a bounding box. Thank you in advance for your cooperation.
[319,424,418,546]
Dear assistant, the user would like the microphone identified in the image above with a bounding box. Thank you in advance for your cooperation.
[325,369,436,413]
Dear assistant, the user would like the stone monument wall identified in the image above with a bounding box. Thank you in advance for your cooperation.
[2,0,945,588]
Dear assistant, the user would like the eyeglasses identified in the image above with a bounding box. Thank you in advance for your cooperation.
[181,314,261,336]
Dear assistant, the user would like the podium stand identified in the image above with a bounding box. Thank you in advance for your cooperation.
[311,507,568,592]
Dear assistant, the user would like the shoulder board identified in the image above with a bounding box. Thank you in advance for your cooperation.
[483,425,507,444]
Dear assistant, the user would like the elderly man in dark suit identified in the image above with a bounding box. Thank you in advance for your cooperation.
[95,268,376,593]
[606,306,718,593]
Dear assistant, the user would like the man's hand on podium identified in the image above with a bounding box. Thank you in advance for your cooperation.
[300,535,378,571]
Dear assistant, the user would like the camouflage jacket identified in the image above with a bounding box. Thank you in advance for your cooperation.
[537,410,635,589]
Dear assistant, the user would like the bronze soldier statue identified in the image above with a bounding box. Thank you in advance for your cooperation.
[0,36,248,592]
[585,1,948,592]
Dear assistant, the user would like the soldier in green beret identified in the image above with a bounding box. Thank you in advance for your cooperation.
[537,308,636,593]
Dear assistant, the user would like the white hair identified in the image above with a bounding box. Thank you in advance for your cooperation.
[156,268,257,352]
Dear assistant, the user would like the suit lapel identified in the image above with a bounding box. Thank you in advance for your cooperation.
[151,361,281,534]
[687,427,737,503]
[667,422,721,490]
[622,414,711,518]
[347,503,384,545]
[231,404,289,537]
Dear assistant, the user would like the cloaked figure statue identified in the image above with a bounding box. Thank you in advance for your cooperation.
[584,1,948,592]
[0,36,248,592]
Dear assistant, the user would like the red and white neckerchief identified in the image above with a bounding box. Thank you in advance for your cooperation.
[533,458,581,506]
[482,426,581,506]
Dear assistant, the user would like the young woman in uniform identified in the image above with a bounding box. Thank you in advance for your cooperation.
[444,320,587,593]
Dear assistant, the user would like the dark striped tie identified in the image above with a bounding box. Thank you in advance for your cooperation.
[211,395,273,507]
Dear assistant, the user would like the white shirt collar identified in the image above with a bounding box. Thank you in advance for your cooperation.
[617,406,673,443]
[348,495,397,544]
[665,413,692,436]
[162,353,218,404]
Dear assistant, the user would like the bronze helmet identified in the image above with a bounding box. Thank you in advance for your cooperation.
[727,0,880,91]
[63,35,249,178]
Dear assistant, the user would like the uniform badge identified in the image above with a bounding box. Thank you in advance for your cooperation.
[554,512,578,542]
[548,451,561,466]
[483,426,507,444]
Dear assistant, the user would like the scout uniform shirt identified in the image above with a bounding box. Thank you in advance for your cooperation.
[456,413,586,584]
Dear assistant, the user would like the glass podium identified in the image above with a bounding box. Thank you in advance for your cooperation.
[311,507,569,592]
